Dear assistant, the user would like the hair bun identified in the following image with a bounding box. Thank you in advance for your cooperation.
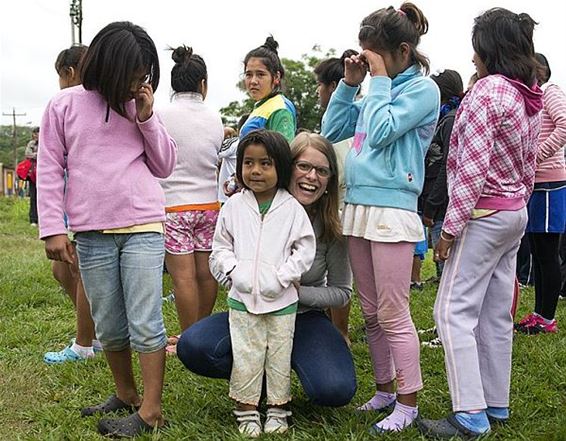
[171,45,193,64]
[399,2,429,36]
[263,36,279,54]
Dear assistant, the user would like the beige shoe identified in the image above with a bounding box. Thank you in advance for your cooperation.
[233,410,262,438]
[264,408,292,434]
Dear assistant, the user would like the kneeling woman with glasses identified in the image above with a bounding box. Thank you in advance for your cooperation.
[177,132,356,408]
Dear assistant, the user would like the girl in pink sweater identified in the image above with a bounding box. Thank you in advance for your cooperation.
[38,22,176,438]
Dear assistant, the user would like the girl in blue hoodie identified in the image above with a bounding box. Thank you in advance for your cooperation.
[322,2,439,434]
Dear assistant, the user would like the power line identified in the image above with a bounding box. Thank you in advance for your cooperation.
[2,108,27,170]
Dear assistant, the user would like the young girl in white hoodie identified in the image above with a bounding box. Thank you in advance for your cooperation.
[209,129,315,437]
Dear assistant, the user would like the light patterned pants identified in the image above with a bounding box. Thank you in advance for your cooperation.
[229,309,295,406]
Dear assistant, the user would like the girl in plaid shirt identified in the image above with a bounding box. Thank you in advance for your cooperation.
[418,7,543,439]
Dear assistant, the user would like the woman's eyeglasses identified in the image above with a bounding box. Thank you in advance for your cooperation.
[294,160,332,178]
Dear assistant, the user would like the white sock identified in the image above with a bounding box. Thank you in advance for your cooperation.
[92,339,103,351]
[534,312,554,324]
[71,342,95,359]
[373,401,418,432]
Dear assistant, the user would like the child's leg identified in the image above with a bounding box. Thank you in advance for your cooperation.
[478,242,518,410]
[265,313,295,406]
[76,232,138,404]
[193,210,220,320]
[370,241,422,399]
[75,276,96,347]
[165,252,199,331]
[121,232,167,425]
[358,241,421,433]
[264,313,295,434]
[434,210,525,412]
[229,309,267,407]
[194,251,218,320]
[431,220,445,278]
[52,260,77,305]
[347,237,395,391]
[529,233,562,320]
[411,255,422,285]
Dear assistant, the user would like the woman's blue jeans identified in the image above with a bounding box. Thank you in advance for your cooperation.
[177,310,357,407]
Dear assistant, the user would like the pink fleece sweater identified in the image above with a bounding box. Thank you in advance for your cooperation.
[38,86,177,239]
[535,83,566,183]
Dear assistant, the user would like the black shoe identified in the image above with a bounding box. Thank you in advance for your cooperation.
[417,414,488,439]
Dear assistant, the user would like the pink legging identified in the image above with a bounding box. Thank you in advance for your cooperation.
[348,236,422,394]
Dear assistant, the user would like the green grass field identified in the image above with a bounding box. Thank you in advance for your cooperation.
[1,197,565,440]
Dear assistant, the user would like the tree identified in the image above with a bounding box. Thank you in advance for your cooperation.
[0,125,32,169]
[220,47,335,133]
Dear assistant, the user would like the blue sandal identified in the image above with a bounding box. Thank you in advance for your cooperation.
[43,345,91,364]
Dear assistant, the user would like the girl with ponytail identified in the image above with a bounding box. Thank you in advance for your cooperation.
[322,2,439,434]
[158,45,224,353]
[239,36,297,142]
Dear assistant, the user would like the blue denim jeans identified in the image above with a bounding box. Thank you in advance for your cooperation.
[177,310,357,407]
[430,219,445,277]
[75,231,167,353]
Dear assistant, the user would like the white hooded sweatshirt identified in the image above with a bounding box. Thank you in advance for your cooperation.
[209,188,316,314]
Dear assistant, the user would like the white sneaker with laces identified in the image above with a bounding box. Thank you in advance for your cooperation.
[234,410,262,438]
[264,408,292,434]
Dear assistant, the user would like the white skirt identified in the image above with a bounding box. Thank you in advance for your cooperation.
[342,203,424,243]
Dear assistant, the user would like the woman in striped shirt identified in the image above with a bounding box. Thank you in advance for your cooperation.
[515,53,566,335]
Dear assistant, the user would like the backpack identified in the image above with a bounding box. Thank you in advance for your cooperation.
[16,158,36,183]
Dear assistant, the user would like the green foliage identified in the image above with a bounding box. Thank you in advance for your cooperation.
[1,196,565,440]
[0,125,33,169]
[220,48,337,132]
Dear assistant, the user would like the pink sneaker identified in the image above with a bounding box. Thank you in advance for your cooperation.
[514,313,538,332]
[524,319,558,335]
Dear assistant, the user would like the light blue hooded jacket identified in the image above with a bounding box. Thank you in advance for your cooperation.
[322,64,440,212]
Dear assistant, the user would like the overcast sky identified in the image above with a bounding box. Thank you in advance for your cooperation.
[1,0,566,128]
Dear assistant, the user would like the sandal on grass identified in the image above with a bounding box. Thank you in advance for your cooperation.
[44,345,92,365]
[416,414,489,440]
[81,394,139,417]
[98,412,166,438]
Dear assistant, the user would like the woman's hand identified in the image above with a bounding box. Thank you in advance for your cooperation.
[135,82,154,122]
[361,50,388,77]
[45,234,76,265]
[423,216,434,228]
[344,54,368,87]
[434,231,455,262]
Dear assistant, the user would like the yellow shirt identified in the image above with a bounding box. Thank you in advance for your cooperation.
[102,222,164,234]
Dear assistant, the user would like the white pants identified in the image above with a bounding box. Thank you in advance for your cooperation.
[434,209,527,411]
[229,309,295,406]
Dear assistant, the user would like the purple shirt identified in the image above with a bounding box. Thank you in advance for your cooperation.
[38,86,177,239]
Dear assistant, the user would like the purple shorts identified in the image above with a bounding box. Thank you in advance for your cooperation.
[165,210,219,254]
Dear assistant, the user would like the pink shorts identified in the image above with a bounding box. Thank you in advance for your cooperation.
[164,210,219,254]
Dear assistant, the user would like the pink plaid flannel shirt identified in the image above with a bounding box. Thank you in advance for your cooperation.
[443,76,541,237]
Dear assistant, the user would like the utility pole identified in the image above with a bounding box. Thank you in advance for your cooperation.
[70,0,83,44]
[2,108,27,170]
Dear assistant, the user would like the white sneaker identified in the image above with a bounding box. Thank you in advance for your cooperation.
[234,410,262,438]
[264,408,292,434]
